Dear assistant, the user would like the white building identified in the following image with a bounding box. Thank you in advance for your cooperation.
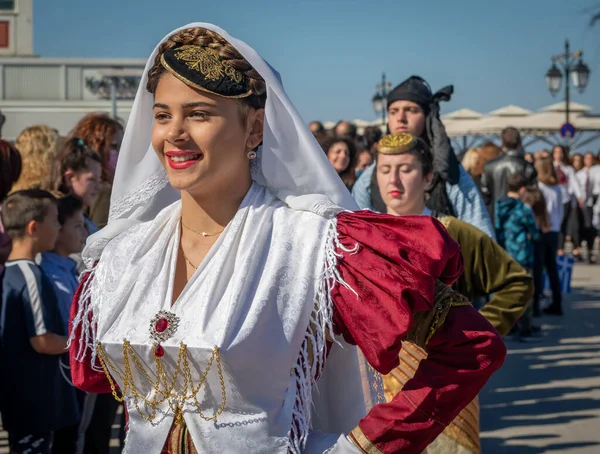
[0,0,146,140]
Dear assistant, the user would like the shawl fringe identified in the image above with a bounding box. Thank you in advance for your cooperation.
[67,267,103,373]
[287,218,358,453]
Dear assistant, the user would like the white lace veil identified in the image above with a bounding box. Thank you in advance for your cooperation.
[85,22,358,262]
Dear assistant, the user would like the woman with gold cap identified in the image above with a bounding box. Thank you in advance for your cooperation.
[374,132,532,454]
[69,24,506,454]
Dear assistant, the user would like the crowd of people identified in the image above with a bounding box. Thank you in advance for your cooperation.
[463,141,600,264]
[314,113,600,326]
[0,22,597,454]
[0,114,125,454]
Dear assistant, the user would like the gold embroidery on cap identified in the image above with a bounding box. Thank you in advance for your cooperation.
[378,133,416,155]
[174,45,244,84]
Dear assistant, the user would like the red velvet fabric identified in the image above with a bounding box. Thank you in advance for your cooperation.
[69,270,112,395]
[332,211,506,453]
[333,211,464,373]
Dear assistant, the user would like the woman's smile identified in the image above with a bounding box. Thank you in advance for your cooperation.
[165,150,204,169]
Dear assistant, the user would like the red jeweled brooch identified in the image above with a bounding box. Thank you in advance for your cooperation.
[149,311,180,357]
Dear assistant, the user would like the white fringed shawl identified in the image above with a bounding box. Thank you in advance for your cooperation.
[71,184,380,453]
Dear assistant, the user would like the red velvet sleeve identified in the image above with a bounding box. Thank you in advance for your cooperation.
[332,211,506,453]
[69,270,112,394]
[332,211,464,373]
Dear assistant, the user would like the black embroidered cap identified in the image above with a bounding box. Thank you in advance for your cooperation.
[160,45,253,99]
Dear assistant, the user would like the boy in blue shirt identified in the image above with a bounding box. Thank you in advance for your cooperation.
[40,194,88,453]
[0,190,80,454]
[41,195,87,332]
[495,173,540,340]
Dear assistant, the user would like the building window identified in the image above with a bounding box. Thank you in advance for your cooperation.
[0,21,8,48]
[0,1,15,11]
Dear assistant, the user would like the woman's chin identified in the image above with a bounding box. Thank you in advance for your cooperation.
[168,175,216,196]
[171,182,198,193]
[165,166,204,189]
[385,200,410,215]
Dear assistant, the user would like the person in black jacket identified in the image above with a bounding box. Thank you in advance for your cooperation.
[480,127,537,218]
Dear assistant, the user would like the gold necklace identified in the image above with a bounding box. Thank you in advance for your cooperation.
[181,221,224,237]
[182,248,198,271]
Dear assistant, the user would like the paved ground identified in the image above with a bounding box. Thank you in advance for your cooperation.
[2,264,599,454]
[480,263,600,453]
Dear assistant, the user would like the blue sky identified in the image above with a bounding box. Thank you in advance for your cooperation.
[35,0,600,126]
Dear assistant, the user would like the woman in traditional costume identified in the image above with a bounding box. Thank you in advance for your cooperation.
[374,133,532,454]
[69,23,506,454]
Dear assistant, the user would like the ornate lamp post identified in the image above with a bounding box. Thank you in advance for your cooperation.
[545,39,591,126]
[372,73,392,126]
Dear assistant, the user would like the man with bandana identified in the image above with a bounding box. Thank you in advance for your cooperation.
[352,76,494,238]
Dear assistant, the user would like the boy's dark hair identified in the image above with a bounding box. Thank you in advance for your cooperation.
[1,189,57,240]
[57,194,84,226]
[507,172,527,193]
[59,137,102,194]
[501,127,521,150]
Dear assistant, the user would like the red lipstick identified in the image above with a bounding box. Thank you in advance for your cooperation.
[390,190,402,197]
[165,150,203,170]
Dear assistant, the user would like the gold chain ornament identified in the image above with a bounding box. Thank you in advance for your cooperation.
[96,341,226,424]
[96,309,226,426]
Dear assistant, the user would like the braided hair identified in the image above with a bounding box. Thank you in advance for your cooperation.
[146,28,267,111]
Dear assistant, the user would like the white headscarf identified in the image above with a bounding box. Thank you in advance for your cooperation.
[74,23,383,453]
[84,22,358,265]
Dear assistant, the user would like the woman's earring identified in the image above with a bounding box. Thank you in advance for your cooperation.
[247,149,257,160]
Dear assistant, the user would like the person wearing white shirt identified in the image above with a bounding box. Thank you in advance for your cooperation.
[552,146,582,254]
[575,152,600,263]
[535,156,564,315]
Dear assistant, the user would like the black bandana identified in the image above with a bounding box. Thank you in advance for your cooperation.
[386,76,433,113]
[386,76,460,187]
[160,45,253,99]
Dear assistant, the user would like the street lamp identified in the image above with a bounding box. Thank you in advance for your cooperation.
[371,93,384,117]
[372,73,392,126]
[571,59,590,93]
[545,63,562,96]
[545,39,591,126]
